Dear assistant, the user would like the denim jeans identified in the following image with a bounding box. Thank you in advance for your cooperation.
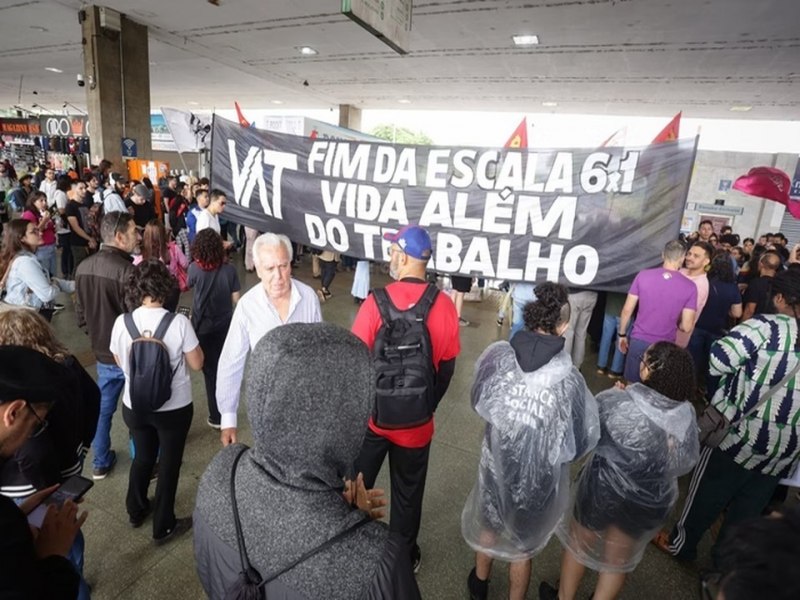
[68,530,91,600]
[35,243,57,277]
[92,362,126,469]
[509,284,537,340]
[597,314,633,373]
[688,327,722,393]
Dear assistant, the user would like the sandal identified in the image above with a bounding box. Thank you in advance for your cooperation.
[651,530,673,556]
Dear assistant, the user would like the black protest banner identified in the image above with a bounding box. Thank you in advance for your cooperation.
[211,115,697,292]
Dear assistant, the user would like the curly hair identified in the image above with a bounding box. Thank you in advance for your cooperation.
[125,259,176,307]
[642,341,695,403]
[190,229,225,268]
[0,309,69,363]
[708,251,735,283]
[522,282,570,334]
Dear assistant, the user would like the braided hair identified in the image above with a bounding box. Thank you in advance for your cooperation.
[522,282,570,335]
[771,268,800,351]
[641,341,695,403]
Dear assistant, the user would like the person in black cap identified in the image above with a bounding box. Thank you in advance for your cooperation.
[0,345,89,599]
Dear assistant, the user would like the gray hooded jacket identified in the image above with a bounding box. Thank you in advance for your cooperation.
[193,322,420,599]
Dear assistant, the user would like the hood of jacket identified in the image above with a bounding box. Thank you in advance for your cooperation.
[510,329,566,372]
[245,322,375,491]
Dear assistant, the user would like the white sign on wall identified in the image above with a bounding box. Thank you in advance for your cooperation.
[342,0,412,55]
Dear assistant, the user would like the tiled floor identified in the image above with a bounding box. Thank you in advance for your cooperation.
[51,253,713,599]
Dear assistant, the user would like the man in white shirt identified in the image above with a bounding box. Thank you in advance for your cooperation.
[38,167,57,204]
[216,232,322,446]
[195,189,225,234]
[102,172,129,214]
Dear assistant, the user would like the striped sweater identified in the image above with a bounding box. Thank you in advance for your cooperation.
[710,314,800,478]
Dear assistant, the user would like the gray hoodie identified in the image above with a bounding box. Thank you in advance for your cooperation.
[193,322,420,599]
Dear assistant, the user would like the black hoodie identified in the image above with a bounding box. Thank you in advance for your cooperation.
[511,329,566,373]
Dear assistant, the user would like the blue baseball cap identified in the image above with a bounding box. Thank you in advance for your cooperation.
[383,225,432,260]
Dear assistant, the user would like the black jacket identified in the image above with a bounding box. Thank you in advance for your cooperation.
[0,484,79,599]
[75,245,133,364]
[0,355,100,498]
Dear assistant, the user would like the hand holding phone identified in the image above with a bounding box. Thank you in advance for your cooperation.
[35,500,88,559]
[27,476,93,529]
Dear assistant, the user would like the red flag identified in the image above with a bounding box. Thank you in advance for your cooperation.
[651,112,681,144]
[504,117,528,149]
[234,101,251,128]
[733,166,800,218]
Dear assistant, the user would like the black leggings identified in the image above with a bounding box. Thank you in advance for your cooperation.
[123,403,193,539]
[197,327,227,424]
[320,259,336,289]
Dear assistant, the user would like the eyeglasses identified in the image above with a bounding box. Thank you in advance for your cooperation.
[26,402,48,438]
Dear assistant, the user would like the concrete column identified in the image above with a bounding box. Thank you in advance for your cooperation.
[338,104,362,131]
[81,6,151,172]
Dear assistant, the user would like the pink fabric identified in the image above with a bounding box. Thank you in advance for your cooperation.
[733,167,798,218]
[21,210,56,246]
[168,242,189,291]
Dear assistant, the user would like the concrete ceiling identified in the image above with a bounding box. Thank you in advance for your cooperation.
[1,0,799,119]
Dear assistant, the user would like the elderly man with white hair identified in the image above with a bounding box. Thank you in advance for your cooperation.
[215,232,322,446]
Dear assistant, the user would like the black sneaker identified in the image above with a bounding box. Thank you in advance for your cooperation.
[153,516,193,546]
[53,303,65,312]
[459,317,470,327]
[467,567,489,600]
[206,417,221,430]
[538,581,559,600]
[92,450,117,480]
[411,544,421,574]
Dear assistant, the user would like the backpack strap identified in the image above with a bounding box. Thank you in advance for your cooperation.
[123,313,141,340]
[413,283,439,322]
[152,311,177,341]
[372,288,393,325]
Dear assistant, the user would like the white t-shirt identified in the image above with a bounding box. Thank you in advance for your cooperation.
[195,209,220,234]
[103,189,128,214]
[109,306,200,412]
[52,190,70,234]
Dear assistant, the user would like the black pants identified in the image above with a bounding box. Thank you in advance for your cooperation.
[123,403,193,539]
[355,429,431,557]
[667,446,780,564]
[320,259,336,290]
[58,233,73,279]
[197,327,227,424]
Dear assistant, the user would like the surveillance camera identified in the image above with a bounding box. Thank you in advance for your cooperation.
[77,74,85,87]
[303,80,309,87]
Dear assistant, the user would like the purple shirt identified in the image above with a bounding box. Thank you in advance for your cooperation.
[629,267,698,344]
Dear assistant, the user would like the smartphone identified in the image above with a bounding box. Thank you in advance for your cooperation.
[26,475,94,528]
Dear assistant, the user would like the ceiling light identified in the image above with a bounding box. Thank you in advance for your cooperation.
[297,46,318,56]
[729,105,752,112]
[271,100,284,105]
[398,99,411,104]
[512,34,539,46]
[542,101,558,107]
[44,67,63,73]
[30,26,48,32]
[187,101,199,106]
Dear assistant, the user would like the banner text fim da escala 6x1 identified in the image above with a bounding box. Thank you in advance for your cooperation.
[211,116,698,293]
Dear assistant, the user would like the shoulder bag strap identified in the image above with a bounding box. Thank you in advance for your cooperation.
[230,445,262,585]
[414,283,439,322]
[733,358,800,425]
[260,516,371,586]
[153,311,177,341]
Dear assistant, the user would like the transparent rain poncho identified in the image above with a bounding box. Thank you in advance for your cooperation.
[461,341,600,561]
[556,383,699,573]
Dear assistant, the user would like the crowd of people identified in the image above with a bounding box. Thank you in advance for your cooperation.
[0,161,798,600]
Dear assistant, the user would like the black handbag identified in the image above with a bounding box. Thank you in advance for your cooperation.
[224,446,370,600]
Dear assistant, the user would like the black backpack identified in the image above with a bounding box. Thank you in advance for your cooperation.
[371,284,439,429]
[124,312,178,413]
